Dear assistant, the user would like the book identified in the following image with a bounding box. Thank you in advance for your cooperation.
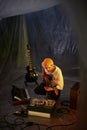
[11,85,30,105]
[27,98,56,118]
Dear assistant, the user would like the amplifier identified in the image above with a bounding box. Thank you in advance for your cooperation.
[70,82,80,109]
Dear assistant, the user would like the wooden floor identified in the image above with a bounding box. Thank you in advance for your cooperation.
[0,75,79,130]
[0,97,79,130]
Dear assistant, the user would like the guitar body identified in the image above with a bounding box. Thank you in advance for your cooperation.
[25,66,38,82]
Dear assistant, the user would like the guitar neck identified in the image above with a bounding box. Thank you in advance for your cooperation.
[27,44,33,70]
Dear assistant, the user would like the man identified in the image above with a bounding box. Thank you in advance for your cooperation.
[34,58,64,100]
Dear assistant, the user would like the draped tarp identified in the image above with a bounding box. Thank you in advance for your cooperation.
[1,1,87,128]
[0,0,61,19]
[0,4,80,86]
[25,5,79,72]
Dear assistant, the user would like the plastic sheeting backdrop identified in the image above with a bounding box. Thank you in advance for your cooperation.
[0,5,80,80]
[25,5,79,74]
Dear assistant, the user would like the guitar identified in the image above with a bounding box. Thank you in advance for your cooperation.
[25,44,38,82]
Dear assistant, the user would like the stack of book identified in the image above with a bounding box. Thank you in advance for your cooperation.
[27,98,56,118]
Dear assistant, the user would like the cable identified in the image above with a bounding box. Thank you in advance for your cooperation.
[4,113,25,125]
[61,100,70,107]
[13,110,28,117]
[20,122,48,130]
[0,113,25,130]
[20,122,36,130]
[45,120,77,130]
[53,106,70,119]
[0,113,48,130]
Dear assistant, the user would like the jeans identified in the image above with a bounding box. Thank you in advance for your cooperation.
[34,82,61,100]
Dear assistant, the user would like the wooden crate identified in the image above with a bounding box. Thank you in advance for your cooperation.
[70,82,80,109]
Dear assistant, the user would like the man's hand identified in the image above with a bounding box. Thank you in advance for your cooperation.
[53,87,58,95]
[44,86,58,95]
[44,86,53,91]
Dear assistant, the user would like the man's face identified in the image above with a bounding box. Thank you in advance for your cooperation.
[44,64,55,74]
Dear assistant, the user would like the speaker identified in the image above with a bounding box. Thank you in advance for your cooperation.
[70,82,80,109]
